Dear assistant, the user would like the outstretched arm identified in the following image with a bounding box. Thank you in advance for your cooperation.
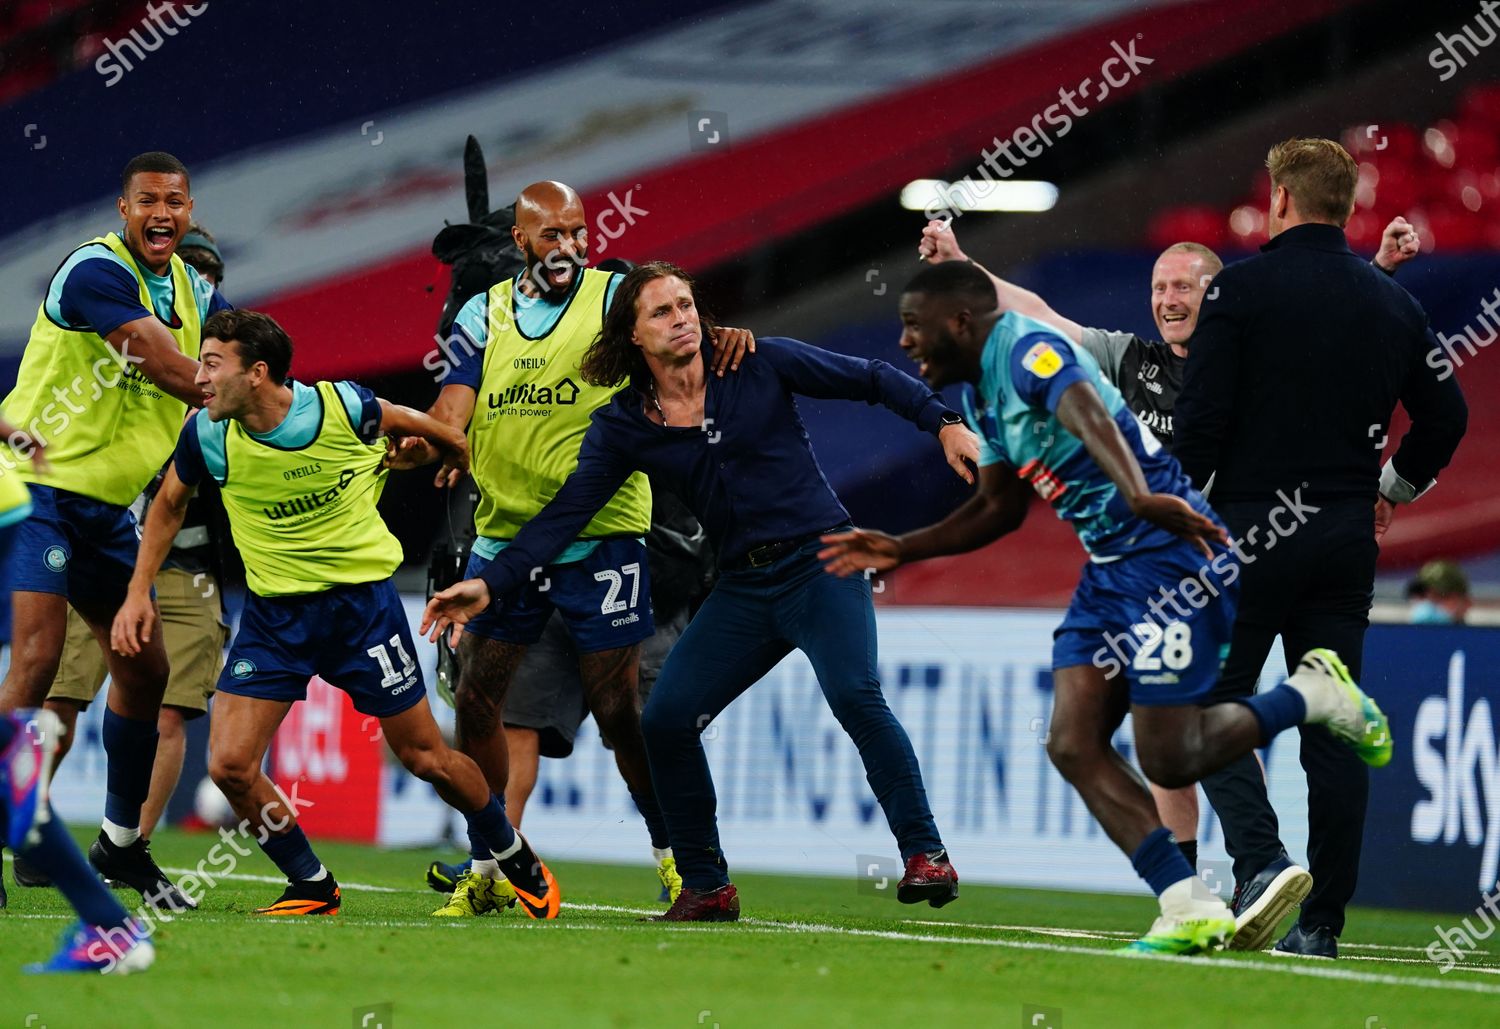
[104,317,204,407]
[421,417,635,644]
[760,337,979,482]
[383,383,478,484]
[818,463,1029,576]
[1052,380,1226,558]
[379,398,469,487]
[918,219,1085,344]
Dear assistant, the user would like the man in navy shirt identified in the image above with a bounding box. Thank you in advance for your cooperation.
[421,261,978,920]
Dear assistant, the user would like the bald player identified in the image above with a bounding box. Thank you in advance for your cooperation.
[395,182,752,917]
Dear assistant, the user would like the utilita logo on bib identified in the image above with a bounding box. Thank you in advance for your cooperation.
[1411,650,1500,891]
[264,468,357,521]
[486,377,581,417]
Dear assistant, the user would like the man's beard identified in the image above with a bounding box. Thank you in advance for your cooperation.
[523,245,584,300]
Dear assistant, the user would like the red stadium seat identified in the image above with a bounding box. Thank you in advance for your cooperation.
[1422,205,1488,252]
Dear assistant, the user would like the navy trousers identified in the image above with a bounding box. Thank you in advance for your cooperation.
[640,532,943,890]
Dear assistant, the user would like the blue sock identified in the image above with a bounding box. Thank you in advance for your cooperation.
[462,795,516,858]
[632,791,670,851]
[1131,827,1196,897]
[259,826,324,882]
[1239,684,1308,745]
[467,825,490,864]
[101,709,158,830]
[28,812,131,928]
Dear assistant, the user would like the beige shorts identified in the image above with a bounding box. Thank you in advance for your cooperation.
[48,567,229,718]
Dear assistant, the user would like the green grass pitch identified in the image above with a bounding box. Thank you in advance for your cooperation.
[2,828,1496,1027]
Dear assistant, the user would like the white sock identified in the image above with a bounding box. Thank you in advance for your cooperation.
[472,858,501,880]
[1284,667,1339,722]
[1159,875,1207,917]
[102,819,141,848]
[305,866,329,883]
[652,847,674,863]
[492,835,524,862]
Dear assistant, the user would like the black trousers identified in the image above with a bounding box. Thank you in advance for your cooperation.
[1201,496,1377,936]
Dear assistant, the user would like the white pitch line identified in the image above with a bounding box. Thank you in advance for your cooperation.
[158,866,416,894]
[902,918,1498,961]
[765,918,1500,995]
[900,930,1128,942]
[2,852,418,894]
[12,881,1500,992]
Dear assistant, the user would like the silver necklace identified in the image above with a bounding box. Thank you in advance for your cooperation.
[647,380,669,425]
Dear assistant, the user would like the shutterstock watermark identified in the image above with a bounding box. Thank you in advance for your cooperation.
[96,2,210,88]
[1428,285,1500,381]
[1426,883,1500,972]
[1092,486,1320,678]
[924,36,1154,222]
[89,782,315,973]
[1430,2,1500,82]
[0,344,148,479]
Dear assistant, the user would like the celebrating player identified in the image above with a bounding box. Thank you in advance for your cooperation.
[15,224,236,896]
[0,152,222,911]
[396,182,749,917]
[0,412,154,972]
[111,310,560,919]
[816,261,1392,955]
[915,215,1421,940]
[423,261,974,921]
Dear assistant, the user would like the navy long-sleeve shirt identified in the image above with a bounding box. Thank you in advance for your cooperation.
[1174,223,1467,503]
[476,336,953,596]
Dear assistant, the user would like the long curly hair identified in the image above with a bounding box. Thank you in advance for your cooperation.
[580,261,719,388]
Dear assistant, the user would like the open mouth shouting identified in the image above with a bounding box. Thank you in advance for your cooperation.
[143,225,176,255]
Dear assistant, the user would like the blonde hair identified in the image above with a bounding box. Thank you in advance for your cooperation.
[1265,137,1358,225]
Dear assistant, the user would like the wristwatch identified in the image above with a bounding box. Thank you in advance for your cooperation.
[939,411,966,429]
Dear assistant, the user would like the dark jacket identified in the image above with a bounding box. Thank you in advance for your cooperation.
[1174,223,1467,504]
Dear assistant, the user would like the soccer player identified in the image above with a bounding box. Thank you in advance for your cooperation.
[15,224,235,895]
[423,261,973,922]
[397,181,750,917]
[0,152,223,911]
[0,417,153,972]
[110,310,560,919]
[915,216,1421,937]
[2,709,154,973]
[816,261,1393,954]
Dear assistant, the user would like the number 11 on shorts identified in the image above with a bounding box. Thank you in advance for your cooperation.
[368,634,417,687]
